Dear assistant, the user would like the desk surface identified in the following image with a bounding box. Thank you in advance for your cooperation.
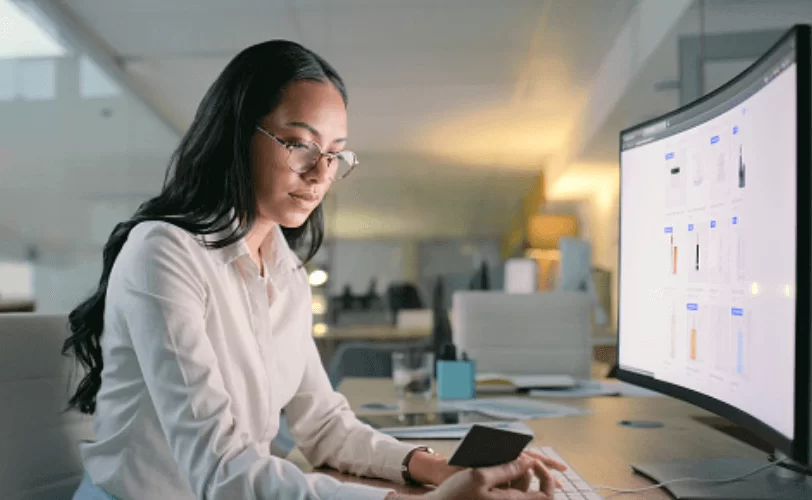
[295,377,768,499]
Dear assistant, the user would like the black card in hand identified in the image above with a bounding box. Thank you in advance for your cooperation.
[447,424,533,468]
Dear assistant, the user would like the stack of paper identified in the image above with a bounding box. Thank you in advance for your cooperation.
[529,380,664,399]
[440,397,590,420]
[475,373,577,393]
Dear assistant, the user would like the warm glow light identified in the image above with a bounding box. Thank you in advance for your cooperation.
[415,105,569,169]
[312,323,328,337]
[546,163,620,203]
[751,282,760,295]
[312,296,326,315]
[785,284,791,297]
[333,209,431,239]
[308,270,328,287]
[525,248,560,261]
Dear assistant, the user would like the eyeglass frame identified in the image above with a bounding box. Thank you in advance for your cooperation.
[254,125,359,180]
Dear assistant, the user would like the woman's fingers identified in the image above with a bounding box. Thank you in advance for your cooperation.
[522,450,567,471]
[528,457,557,498]
[488,484,552,500]
[521,450,564,489]
[473,459,530,489]
[519,469,535,491]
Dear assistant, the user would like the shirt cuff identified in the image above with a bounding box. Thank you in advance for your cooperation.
[334,482,393,500]
[378,439,423,484]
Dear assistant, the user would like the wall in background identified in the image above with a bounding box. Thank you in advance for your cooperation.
[0,258,100,313]
[325,240,417,298]
[317,238,503,308]
[33,259,100,313]
[0,56,175,266]
[0,41,177,314]
[417,239,503,307]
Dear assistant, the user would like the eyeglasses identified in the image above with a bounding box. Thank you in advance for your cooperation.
[255,125,358,181]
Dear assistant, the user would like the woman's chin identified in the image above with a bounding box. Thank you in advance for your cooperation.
[259,200,316,228]
[277,212,311,228]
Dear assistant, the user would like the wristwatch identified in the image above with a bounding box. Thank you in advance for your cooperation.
[401,446,436,486]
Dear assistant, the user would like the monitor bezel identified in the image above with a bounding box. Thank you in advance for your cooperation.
[616,24,811,465]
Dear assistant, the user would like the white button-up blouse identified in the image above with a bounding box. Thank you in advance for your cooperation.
[79,221,415,499]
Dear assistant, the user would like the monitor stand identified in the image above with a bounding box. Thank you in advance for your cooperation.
[632,455,812,500]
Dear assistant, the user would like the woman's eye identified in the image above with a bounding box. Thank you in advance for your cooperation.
[290,142,309,150]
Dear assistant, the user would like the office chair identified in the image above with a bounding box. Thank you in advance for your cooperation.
[0,314,95,500]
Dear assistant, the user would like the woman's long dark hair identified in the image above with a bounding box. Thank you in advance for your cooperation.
[63,40,347,414]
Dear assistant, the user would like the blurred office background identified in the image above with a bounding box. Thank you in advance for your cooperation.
[1,0,810,351]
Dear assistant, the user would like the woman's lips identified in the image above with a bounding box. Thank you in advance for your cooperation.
[289,192,319,205]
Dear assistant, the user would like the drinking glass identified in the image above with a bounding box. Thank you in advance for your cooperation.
[392,350,433,400]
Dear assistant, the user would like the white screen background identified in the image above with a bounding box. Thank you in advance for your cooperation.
[619,65,797,439]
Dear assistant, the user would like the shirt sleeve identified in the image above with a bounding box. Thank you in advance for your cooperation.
[112,224,394,500]
[282,304,417,484]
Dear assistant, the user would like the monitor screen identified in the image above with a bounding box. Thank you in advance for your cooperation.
[618,37,798,440]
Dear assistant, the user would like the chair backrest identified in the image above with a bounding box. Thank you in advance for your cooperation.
[0,313,95,500]
[452,291,593,379]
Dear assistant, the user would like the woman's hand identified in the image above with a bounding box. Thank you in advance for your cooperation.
[411,448,567,490]
[425,458,555,499]
[518,448,568,489]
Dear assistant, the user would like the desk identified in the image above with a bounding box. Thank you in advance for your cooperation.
[300,377,768,499]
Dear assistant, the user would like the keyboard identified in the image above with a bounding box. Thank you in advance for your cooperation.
[528,447,603,499]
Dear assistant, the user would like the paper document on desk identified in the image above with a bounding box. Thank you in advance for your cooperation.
[440,397,590,420]
[529,380,664,399]
[379,420,534,440]
[476,373,577,393]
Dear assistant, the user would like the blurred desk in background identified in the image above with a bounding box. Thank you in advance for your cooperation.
[313,325,617,373]
[313,325,431,365]
[0,300,35,313]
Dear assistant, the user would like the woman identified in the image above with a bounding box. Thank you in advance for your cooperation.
[64,40,563,500]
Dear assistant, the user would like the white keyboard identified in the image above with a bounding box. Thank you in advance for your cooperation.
[528,447,603,500]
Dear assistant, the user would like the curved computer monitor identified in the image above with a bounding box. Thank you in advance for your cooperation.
[618,24,811,494]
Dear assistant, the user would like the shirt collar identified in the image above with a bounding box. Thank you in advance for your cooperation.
[202,216,300,275]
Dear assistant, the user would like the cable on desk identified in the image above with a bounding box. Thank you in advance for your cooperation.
[593,458,788,497]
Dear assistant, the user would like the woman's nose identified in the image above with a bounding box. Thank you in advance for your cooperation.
[304,155,332,184]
